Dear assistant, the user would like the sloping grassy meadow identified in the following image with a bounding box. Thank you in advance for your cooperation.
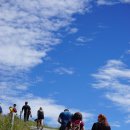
[0,114,59,130]
[0,114,35,130]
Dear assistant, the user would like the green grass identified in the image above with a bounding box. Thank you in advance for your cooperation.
[0,114,35,130]
[0,114,58,130]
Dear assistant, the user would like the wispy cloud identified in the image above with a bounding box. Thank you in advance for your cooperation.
[1,94,93,126]
[92,59,130,116]
[76,36,93,46]
[0,0,89,70]
[0,0,91,125]
[97,0,119,5]
[125,119,130,124]
[97,23,109,29]
[110,121,121,127]
[97,0,130,5]
[54,67,75,75]
[68,27,79,34]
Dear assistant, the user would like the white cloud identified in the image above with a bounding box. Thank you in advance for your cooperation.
[0,94,93,126]
[77,36,93,43]
[110,121,121,127]
[54,67,75,75]
[92,59,130,111]
[68,28,79,34]
[0,0,89,70]
[125,119,130,124]
[75,36,93,46]
[97,0,119,5]
[120,0,130,3]
[0,0,92,126]
[97,0,130,5]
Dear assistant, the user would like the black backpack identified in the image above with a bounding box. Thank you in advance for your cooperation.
[38,110,44,119]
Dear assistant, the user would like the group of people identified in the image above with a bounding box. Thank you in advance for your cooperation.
[0,103,111,130]
[0,102,44,130]
[58,109,111,130]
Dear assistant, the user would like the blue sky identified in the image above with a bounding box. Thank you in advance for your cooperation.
[0,0,130,130]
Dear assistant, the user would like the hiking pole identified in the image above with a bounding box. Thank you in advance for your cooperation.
[11,112,15,130]
[20,111,22,119]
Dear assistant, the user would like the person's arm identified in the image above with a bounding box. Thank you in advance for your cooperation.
[58,116,61,124]
[43,111,44,119]
[21,106,24,113]
[37,110,39,118]
[58,113,62,124]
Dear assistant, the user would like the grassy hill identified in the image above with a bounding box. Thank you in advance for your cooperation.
[0,114,58,130]
[0,114,35,130]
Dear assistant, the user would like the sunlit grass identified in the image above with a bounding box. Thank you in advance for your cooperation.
[0,114,58,130]
[0,114,35,130]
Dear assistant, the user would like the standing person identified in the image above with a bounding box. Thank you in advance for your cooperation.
[12,104,17,113]
[21,102,31,122]
[9,104,17,130]
[66,112,85,130]
[37,107,44,130]
[91,114,111,130]
[58,109,73,130]
[0,103,2,114]
[9,104,17,115]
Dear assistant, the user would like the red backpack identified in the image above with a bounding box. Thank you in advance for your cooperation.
[71,120,82,130]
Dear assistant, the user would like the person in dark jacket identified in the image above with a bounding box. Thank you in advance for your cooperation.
[21,102,31,122]
[91,114,111,130]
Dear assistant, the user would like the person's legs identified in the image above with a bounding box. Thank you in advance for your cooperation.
[40,119,43,130]
[27,114,29,121]
[24,113,26,122]
[37,119,41,129]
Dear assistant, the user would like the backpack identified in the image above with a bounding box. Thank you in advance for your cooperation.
[13,108,17,113]
[38,110,44,119]
[71,120,82,130]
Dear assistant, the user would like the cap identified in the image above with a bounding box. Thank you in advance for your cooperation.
[64,109,69,111]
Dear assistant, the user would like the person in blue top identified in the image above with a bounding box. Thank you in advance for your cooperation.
[0,103,2,114]
[58,109,73,130]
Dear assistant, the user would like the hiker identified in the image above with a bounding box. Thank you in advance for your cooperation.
[37,107,44,130]
[9,104,17,114]
[58,109,73,130]
[21,101,31,122]
[91,114,111,130]
[9,104,17,125]
[0,103,2,114]
[66,112,85,130]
